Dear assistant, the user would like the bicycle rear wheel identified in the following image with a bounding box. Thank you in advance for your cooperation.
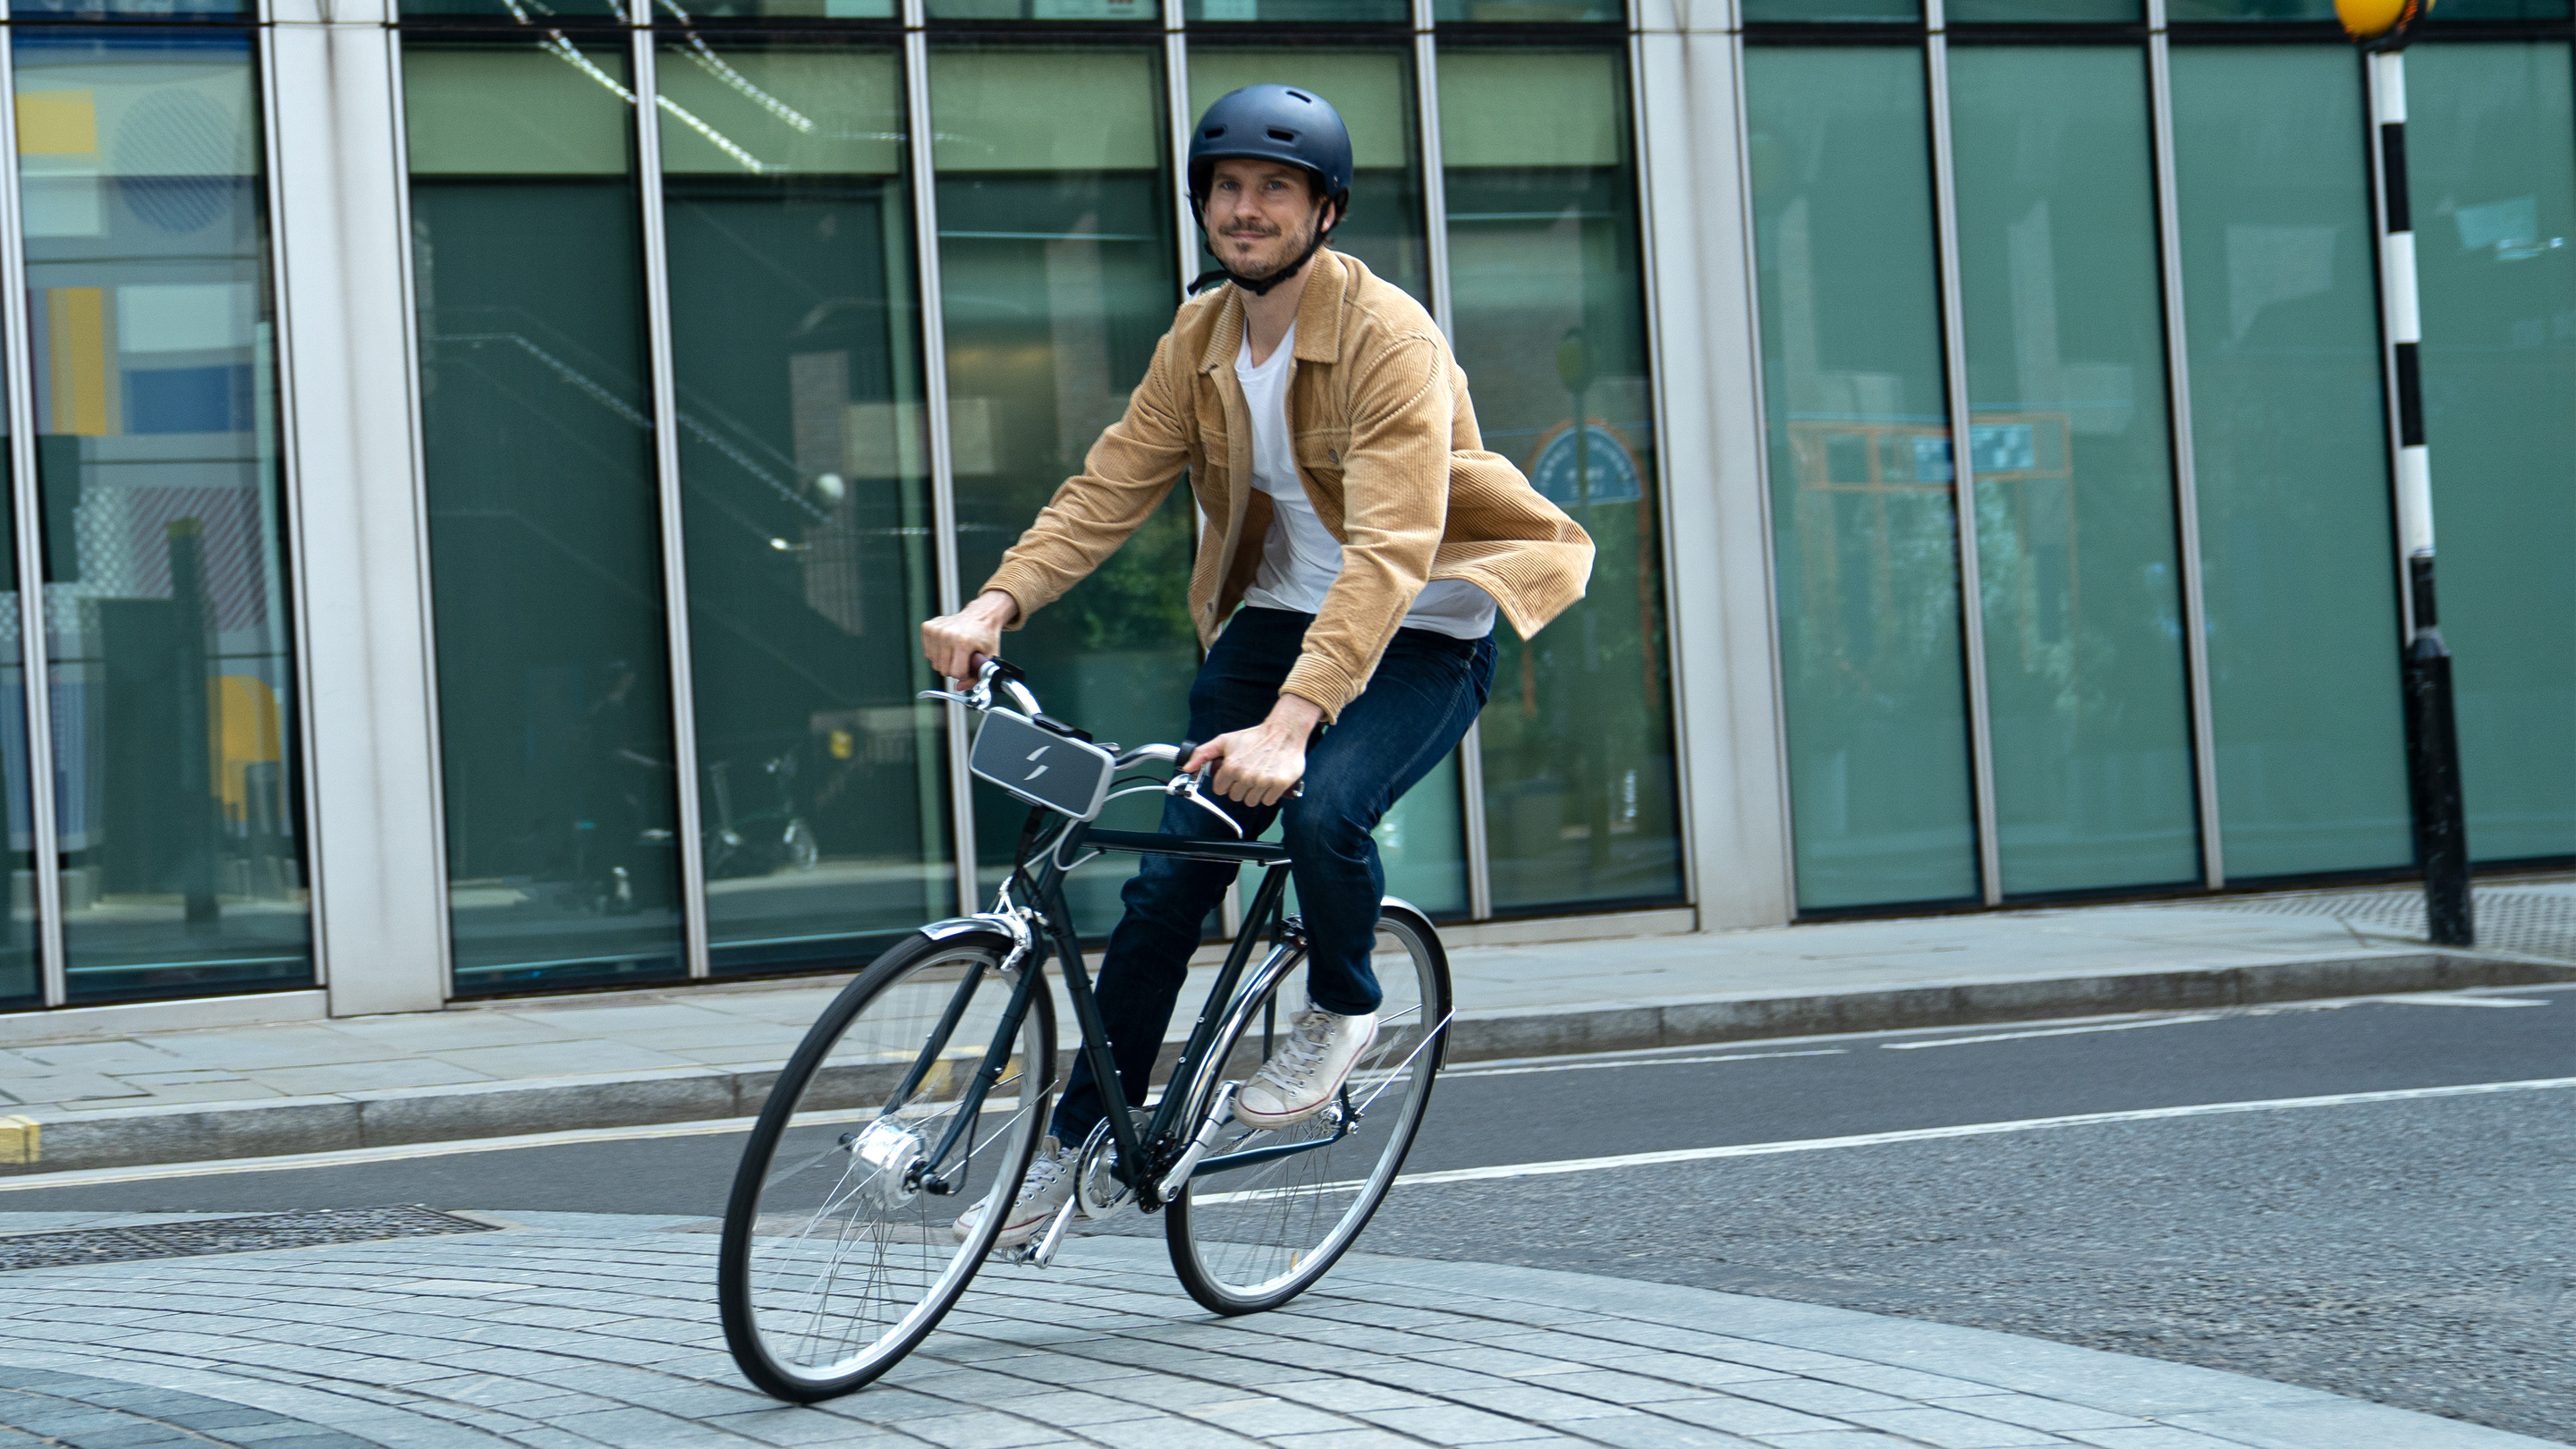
[1164,901,1451,1314]
[719,928,1054,1400]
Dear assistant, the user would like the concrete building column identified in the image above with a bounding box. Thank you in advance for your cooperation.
[267,3,453,1016]
[1633,0,1795,930]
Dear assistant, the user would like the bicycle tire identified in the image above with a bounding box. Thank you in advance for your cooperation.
[718,928,1055,1400]
[1164,900,1451,1315]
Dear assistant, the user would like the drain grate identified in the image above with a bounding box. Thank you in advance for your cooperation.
[2205,880,2576,964]
[0,1205,496,1272]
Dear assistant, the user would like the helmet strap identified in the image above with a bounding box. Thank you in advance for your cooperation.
[1189,196,1339,298]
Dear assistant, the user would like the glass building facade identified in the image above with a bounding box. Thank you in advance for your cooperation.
[0,0,2558,1023]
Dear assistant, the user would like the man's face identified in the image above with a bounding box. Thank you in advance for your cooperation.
[1204,157,1331,281]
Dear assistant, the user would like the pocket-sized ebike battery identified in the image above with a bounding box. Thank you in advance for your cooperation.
[968,709,1117,820]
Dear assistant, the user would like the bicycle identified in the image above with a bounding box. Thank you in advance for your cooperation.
[716,658,1454,1402]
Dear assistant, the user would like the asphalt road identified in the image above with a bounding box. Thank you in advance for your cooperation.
[2,986,2570,1440]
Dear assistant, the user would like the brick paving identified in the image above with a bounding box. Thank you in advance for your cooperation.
[0,1211,2550,1449]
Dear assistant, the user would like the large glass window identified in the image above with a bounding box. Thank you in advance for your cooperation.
[2405,43,2576,865]
[17,30,309,1003]
[1948,47,2198,896]
[2169,47,2408,879]
[1442,45,1680,912]
[656,38,953,974]
[406,40,690,993]
[929,45,1191,929]
[1747,47,1978,911]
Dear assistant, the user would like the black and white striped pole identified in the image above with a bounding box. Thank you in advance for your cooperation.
[2348,4,2476,946]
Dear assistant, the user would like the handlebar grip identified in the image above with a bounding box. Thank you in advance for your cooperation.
[1176,738,1202,766]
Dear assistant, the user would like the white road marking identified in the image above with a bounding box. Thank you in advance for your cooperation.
[2364,995,2550,1008]
[1372,1077,2576,1189]
[1881,1016,2224,1050]
[1445,1049,1849,1079]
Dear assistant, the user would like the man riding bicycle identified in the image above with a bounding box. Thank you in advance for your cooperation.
[920,83,1593,1249]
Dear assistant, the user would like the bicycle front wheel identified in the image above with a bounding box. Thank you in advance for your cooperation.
[718,928,1055,1400]
[1165,901,1451,1314]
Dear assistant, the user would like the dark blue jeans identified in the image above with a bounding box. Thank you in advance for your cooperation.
[1048,607,1495,1145]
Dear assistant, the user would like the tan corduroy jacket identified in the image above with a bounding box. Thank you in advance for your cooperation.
[980,249,1594,723]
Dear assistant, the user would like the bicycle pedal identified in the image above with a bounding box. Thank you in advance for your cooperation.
[1026,1195,1081,1268]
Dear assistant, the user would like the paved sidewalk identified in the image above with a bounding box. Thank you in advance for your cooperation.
[0,1210,2556,1449]
[0,880,2568,1175]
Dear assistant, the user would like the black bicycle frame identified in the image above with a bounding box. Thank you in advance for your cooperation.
[901,810,1349,1205]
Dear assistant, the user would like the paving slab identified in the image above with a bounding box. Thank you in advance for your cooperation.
[0,882,2565,1175]
[0,1214,2552,1449]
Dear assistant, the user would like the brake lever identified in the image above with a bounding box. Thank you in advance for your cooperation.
[1166,770,1247,839]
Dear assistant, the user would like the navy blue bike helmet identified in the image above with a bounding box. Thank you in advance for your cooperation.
[1187,84,1353,295]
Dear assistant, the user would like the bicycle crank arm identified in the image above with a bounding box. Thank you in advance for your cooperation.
[1155,1081,1240,1202]
[1191,1086,1358,1181]
[1021,1193,1082,1268]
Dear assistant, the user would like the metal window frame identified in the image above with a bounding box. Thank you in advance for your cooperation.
[902,4,979,919]
[0,29,64,1008]
[384,26,463,1003]
[628,26,714,979]
[1922,0,2005,906]
[255,11,333,992]
[2144,0,2224,888]
[1413,0,1494,920]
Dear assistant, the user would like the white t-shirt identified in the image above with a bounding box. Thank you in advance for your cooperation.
[1233,323,1497,640]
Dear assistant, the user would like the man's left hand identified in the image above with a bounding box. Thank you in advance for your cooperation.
[1185,694,1323,809]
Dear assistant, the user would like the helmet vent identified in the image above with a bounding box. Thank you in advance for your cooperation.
[1202,124,1226,138]
[1267,127,1297,141]
[1286,89,1311,102]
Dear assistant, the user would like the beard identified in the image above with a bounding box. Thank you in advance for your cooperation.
[1216,212,1320,281]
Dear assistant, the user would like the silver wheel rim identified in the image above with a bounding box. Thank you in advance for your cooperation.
[1178,914,1440,1300]
[739,946,1045,1384]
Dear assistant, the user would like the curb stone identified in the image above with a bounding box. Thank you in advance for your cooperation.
[0,949,2566,1177]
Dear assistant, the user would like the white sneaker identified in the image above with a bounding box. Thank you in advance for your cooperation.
[1235,1007,1378,1128]
[951,1138,1073,1248]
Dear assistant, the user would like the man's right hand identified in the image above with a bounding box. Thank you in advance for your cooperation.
[921,590,1020,689]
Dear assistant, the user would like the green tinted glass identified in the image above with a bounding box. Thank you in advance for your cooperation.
[2405,43,2576,862]
[657,39,956,974]
[407,41,691,992]
[2164,0,2330,19]
[1747,47,1978,910]
[929,47,1193,929]
[1434,0,1622,20]
[1949,47,2197,895]
[928,0,1154,21]
[1947,0,2137,20]
[2170,47,2408,879]
[17,30,310,1004]
[1191,0,1409,21]
[1442,47,1682,912]
[1186,47,1429,303]
[1741,0,1919,21]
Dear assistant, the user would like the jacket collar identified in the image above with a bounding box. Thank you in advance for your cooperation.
[1196,247,1353,373]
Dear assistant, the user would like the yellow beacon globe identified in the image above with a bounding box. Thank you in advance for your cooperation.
[2337,0,2423,38]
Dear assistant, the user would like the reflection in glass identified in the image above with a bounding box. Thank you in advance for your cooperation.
[1434,0,1621,19]
[17,30,309,1003]
[1949,47,2196,895]
[1442,47,1681,913]
[1185,47,1428,305]
[1740,0,1918,21]
[2170,48,2407,879]
[2406,44,2576,862]
[930,47,1192,930]
[1746,47,1977,911]
[14,0,242,19]
[1191,0,1406,19]
[407,41,690,992]
[928,0,1154,20]
[657,38,954,973]
[1947,0,2136,20]
[2163,0,2333,17]
[397,0,623,19]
